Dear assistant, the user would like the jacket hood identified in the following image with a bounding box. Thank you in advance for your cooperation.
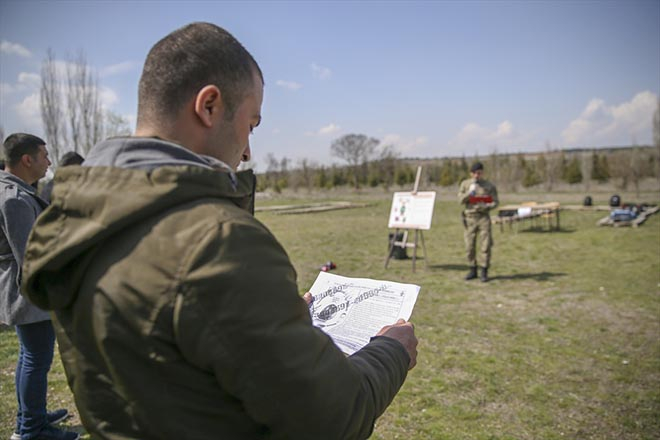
[22,137,255,311]
[0,170,47,207]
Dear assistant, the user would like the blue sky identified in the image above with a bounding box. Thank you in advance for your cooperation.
[1,0,659,169]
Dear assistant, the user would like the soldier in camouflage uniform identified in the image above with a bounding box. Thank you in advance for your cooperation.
[457,162,499,282]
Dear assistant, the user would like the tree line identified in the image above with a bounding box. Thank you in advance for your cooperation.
[256,100,660,195]
[254,137,659,197]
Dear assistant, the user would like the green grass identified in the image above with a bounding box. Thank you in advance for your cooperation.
[2,189,659,439]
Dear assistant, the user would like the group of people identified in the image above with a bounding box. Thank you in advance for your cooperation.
[2,21,500,440]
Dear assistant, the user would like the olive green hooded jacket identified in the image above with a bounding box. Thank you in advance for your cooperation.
[21,138,410,440]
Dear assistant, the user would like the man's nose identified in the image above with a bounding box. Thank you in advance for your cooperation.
[242,143,251,162]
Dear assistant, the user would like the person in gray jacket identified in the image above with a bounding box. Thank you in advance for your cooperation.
[0,133,78,440]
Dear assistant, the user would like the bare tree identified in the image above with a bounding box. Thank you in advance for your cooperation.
[264,153,280,190]
[279,157,290,189]
[376,144,398,190]
[65,57,81,153]
[297,158,315,193]
[105,110,132,138]
[544,144,562,191]
[628,145,644,198]
[66,51,103,154]
[41,49,104,161]
[0,125,5,144]
[40,48,67,164]
[330,134,379,189]
[581,151,593,191]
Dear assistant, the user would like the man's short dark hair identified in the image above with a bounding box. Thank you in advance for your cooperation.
[60,151,84,166]
[470,162,484,173]
[3,133,46,167]
[137,22,263,126]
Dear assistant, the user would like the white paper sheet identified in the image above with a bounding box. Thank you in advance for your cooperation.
[308,272,420,355]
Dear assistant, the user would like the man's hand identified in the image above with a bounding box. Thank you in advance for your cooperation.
[376,319,418,370]
[303,292,313,305]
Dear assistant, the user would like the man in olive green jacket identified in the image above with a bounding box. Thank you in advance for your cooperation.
[21,23,417,440]
[457,162,499,282]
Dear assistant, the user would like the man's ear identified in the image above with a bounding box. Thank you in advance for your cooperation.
[20,153,33,168]
[194,85,224,128]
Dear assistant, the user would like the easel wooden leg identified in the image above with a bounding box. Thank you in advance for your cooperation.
[412,230,419,273]
[420,231,428,268]
[384,228,398,268]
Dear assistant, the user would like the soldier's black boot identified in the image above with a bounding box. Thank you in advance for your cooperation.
[480,267,489,282]
[465,266,477,280]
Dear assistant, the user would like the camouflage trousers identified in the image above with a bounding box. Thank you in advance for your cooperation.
[463,212,493,268]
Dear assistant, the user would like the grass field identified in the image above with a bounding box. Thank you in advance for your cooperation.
[1,186,659,439]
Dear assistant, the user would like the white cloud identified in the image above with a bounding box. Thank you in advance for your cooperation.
[318,123,341,135]
[381,134,429,154]
[16,92,42,131]
[99,86,119,108]
[448,120,523,151]
[100,61,136,77]
[0,40,31,57]
[1,73,40,98]
[304,123,341,137]
[276,80,302,91]
[311,63,332,80]
[18,72,41,89]
[562,91,658,146]
[305,122,341,137]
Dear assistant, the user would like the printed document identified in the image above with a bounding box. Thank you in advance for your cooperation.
[308,272,420,355]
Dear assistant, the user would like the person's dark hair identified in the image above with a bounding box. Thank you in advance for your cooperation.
[3,133,46,167]
[60,151,84,166]
[470,162,484,173]
[137,22,263,126]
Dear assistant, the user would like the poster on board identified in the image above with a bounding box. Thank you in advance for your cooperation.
[388,191,436,230]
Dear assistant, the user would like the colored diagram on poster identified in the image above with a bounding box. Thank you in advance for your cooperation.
[388,191,436,230]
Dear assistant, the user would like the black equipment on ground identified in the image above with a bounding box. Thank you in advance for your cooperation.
[388,232,408,260]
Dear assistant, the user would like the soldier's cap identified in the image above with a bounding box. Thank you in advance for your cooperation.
[470,162,484,172]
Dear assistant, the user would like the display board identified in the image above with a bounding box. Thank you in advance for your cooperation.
[387,191,436,230]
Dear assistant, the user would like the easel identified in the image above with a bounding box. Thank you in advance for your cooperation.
[384,166,428,273]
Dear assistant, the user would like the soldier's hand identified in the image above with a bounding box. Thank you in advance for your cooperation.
[376,319,418,370]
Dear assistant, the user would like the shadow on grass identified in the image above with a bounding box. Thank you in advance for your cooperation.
[0,324,14,334]
[518,227,576,233]
[490,271,567,281]
[429,264,471,271]
[427,265,566,282]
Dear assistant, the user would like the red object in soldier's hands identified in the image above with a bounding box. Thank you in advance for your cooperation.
[469,195,493,204]
[320,261,337,272]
